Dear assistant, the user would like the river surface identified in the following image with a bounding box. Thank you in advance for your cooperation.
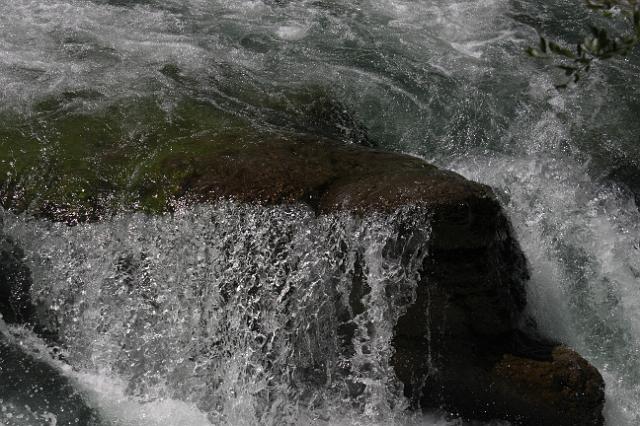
[0,0,639,425]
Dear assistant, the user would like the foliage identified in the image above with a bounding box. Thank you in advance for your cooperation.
[527,0,640,88]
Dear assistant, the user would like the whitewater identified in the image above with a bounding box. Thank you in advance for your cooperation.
[1,0,639,424]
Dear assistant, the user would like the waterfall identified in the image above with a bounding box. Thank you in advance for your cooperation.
[1,0,640,424]
[2,203,436,425]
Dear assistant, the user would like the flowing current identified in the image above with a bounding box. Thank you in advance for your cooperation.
[0,0,639,425]
[1,204,433,425]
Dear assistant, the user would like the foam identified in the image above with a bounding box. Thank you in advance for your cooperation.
[447,153,640,425]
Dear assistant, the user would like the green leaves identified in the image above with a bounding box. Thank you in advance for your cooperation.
[549,41,577,58]
[527,0,640,88]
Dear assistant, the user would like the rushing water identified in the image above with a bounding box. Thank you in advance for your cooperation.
[1,0,640,425]
[1,204,439,425]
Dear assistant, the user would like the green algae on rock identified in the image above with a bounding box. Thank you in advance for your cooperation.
[0,96,252,222]
[0,88,373,222]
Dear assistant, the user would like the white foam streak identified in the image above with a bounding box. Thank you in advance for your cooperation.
[72,371,213,426]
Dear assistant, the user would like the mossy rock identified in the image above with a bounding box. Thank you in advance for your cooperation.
[0,105,605,425]
[0,85,374,222]
[0,96,252,221]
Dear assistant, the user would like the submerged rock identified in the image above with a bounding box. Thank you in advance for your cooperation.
[1,136,605,424]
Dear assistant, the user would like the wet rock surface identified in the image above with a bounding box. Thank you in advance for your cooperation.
[1,137,605,425]
[488,345,605,426]
[165,137,492,213]
[168,137,605,425]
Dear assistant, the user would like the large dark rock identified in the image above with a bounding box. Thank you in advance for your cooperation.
[161,137,604,425]
[2,136,605,425]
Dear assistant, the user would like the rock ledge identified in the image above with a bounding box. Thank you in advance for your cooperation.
[1,137,605,425]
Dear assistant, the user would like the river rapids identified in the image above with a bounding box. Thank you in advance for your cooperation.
[0,0,639,425]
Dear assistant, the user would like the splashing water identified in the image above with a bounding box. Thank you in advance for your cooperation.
[2,203,439,425]
[448,155,640,426]
[1,0,640,424]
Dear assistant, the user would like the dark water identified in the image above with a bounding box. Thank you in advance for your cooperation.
[0,0,639,424]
